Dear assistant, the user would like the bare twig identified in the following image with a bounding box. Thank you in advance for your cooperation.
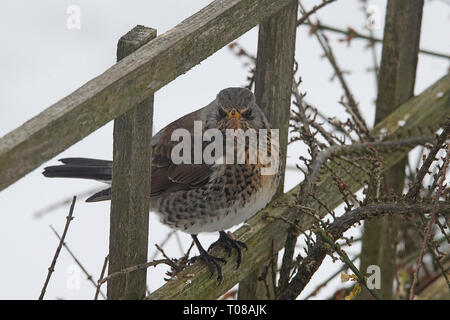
[98,240,194,287]
[296,0,336,26]
[409,143,450,299]
[150,231,176,261]
[174,231,185,256]
[406,122,450,200]
[38,196,76,300]
[302,136,435,204]
[303,255,359,300]
[317,230,381,300]
[97,259,175,286]
[94,255,109,300]
[277,202,450,299]
[298,2,370,139]
[279,79,321,294]
[34,188,100,219]
[50,225,107,300]
[359,0,379,89]
[300,22,450,60]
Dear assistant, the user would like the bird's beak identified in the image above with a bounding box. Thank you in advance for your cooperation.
[227,108,242,120]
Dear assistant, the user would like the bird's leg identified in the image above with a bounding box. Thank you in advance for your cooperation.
[208,231,248,268]
[190,234,226,283]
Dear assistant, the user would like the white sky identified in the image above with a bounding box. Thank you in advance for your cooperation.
[0,0,448,299]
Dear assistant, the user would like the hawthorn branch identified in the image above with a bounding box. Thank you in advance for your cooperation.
[277,135,434,294]
[277,202,450,299]
[317,230,381,300]
[409,143,450,299]
[308,136,435,191]
[298,2,370,139]
[406,121,450,200]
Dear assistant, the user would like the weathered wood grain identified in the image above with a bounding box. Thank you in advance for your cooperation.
[360,0,424,299]
[0,0,295,191]
[147,73,449,300]
[108,25,156,300]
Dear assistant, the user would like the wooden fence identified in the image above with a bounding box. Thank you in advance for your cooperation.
[0,0,448,300]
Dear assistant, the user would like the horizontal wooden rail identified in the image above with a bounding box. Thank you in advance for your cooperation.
[0,0,295,191]
[147,73,450,299]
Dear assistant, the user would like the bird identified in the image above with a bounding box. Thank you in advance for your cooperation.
[43,87,280,282]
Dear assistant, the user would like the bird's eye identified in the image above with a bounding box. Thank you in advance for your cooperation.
[218,108,227,118]
[242,109,253,118]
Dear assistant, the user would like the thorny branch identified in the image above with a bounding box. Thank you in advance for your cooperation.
[410,141,450,299]
[316,229,381,300]
[230,0,450,296]
[298,2,371,140]
[277,202,450,299]
[406,123,450,200]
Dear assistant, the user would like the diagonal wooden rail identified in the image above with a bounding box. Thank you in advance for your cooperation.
[0,0,295,192]
[147,73,450,299]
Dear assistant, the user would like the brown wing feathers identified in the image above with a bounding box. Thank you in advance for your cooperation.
[149,109,213,197]
[44,108,214,202]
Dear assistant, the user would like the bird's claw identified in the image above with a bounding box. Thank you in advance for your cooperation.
[190,252,226,283]
[208,232,248,268]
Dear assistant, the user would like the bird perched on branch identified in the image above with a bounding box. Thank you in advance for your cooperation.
[43,87,280,282]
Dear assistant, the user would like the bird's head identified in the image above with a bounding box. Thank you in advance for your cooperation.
[214,87,269,130]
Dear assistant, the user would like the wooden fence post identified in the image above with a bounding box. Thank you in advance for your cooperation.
[359,0,424,299]
[108,25,156,300]
[238,0,298,300]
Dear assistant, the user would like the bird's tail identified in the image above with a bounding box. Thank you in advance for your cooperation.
[43,158,113,181]
[42,158,113,202]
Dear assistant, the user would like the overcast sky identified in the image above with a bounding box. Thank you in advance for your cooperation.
[0,0,448,299]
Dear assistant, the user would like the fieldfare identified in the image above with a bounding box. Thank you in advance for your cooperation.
[43,87,281,282]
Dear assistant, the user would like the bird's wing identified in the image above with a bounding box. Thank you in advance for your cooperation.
[44,104,216,202]
[149,106,214,197]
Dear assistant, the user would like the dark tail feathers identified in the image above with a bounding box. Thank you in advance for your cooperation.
[43,158,112,181]
[43,158,113,202]
[86,188,112,202]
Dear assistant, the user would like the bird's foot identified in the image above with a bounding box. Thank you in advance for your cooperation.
[190,251,226,283]
[208,231,248,268]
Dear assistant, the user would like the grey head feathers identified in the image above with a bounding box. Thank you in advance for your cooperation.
[204,87,270,130]
[216,87,255,112]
